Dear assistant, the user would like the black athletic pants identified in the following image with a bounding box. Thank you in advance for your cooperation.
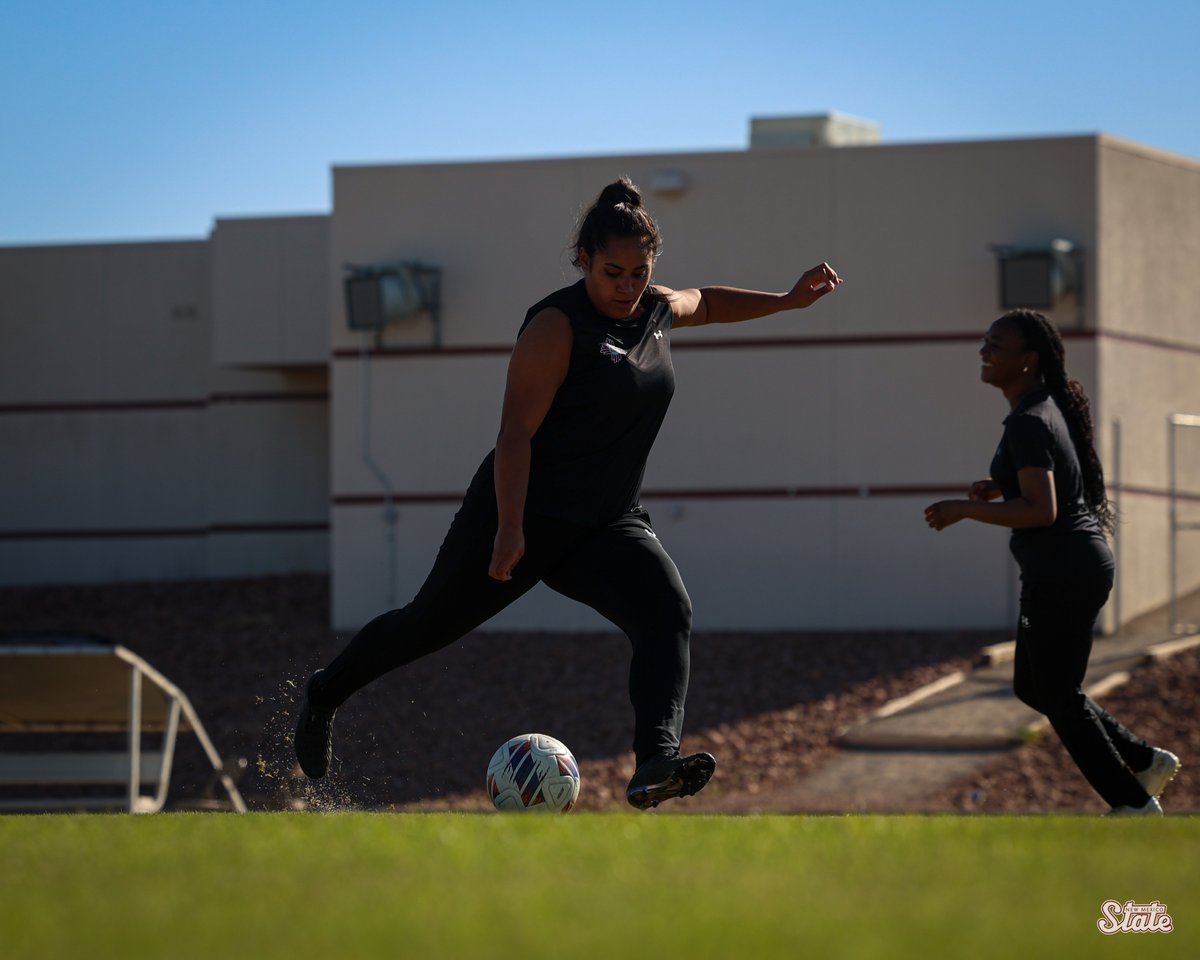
[314,497,692,766]
[1012,574,1154,809]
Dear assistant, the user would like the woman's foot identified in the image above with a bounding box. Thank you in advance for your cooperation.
[1109,796,1164,817]
[1135,748,1181,799]
[294,670,336,779]
[626,752,716,810]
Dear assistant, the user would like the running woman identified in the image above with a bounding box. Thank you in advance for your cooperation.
[295,177,842,809]
[924,310,1180,815]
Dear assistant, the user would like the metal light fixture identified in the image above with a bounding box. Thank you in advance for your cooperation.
[650,169,689,196]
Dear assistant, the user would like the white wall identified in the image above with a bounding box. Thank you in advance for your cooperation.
[1096,138,1200,625]
[0,239,330,585]
[328,136,1117,631]
[211,215,330,366]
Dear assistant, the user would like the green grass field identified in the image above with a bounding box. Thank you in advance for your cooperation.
[2,812,1195,960]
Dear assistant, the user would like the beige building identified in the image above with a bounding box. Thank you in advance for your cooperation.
[3,120,1199,634]
[0,224,330,586]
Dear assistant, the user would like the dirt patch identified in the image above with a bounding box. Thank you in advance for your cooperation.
[9,575,1192,814]
[1,575,992,812]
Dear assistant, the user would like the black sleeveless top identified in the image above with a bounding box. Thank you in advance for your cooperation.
[989,388,1112,582]
[465,279,676,527]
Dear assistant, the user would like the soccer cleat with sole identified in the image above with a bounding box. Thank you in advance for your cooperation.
[626,752,716,810]
[294,670,336,780]
[1109,796,1164,817]
[1135,747,1181,799]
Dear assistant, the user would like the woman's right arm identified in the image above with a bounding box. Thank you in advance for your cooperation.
[489,308,572,581]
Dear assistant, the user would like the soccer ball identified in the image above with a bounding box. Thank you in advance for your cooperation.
[486,733,581,812]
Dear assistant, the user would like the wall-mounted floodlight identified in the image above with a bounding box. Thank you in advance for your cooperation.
[343,261,442,339]
[650,169,689,196]
[989,239,1081,312]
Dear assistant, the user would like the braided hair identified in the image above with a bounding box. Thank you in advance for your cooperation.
[1003,309,1115,534]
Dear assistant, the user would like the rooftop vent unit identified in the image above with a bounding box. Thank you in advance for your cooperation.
[749,112,881,149]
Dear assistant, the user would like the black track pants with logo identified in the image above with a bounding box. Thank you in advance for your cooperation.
[315,497,692,766]
[1012,575,1154,809]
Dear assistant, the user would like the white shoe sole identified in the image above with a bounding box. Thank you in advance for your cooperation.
[1136,749,1181,799]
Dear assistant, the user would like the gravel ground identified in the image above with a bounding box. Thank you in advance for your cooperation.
[1,574,991,812]
[3,574,1193,814]
[931,645,1200,814]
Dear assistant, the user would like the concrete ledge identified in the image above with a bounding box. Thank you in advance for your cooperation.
[1145,634,1200,661]
[842,670,1133,751]
[870,670,967,719]
[981,641,1016,666]
[834,628,1195,754]
[838,729,1026,751]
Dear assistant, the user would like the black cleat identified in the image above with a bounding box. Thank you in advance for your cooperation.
[294,670,336,780]
[626,752,716,810]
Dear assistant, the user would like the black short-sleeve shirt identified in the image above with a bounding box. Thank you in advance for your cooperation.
[989,388,1111,581]
[465,280,675,527]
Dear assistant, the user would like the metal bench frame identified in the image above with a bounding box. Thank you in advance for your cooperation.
[0,640,246,813]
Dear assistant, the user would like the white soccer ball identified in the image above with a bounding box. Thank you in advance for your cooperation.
[486,733,581,813]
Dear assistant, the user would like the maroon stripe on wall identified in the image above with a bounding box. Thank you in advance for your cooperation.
[9,487,1193,541]
[0,392,328,416]
[1096,330,1200,358]
[331,332,995,360]
[1115,485,1200,503]
[332,482,1200,508]
[0,399,208,415]
[333,492,465,506]
[330,326,1200,361]
[644,484,973,499]
[209,392,329,404]
[0,527,208,541]
[332,329,1105,361]
[7,328,1193,415]
[208,522,330,534]
[332,344,512,359]
[333,484,974,508]
[0,522,330,542]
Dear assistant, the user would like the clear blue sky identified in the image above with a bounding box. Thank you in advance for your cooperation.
[3,0,1197,245]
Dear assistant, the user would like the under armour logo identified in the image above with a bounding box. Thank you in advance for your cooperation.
[654,330,663,340]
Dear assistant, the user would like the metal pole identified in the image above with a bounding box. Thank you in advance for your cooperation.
[127,666,142,813]
[361,334,398,609]
[1169,415,1178,635]
[1111,418,1121,632]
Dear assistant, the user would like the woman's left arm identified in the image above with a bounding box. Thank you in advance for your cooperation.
[924,467,1057,531]
[668,262,842,328]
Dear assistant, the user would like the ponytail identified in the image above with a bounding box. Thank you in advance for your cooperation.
[1004,309,1116,534]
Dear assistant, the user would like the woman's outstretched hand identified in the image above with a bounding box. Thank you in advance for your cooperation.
[786,262,842,309]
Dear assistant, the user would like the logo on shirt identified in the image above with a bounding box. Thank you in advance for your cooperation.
[654,330,663,340]
[600,337,628,363]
